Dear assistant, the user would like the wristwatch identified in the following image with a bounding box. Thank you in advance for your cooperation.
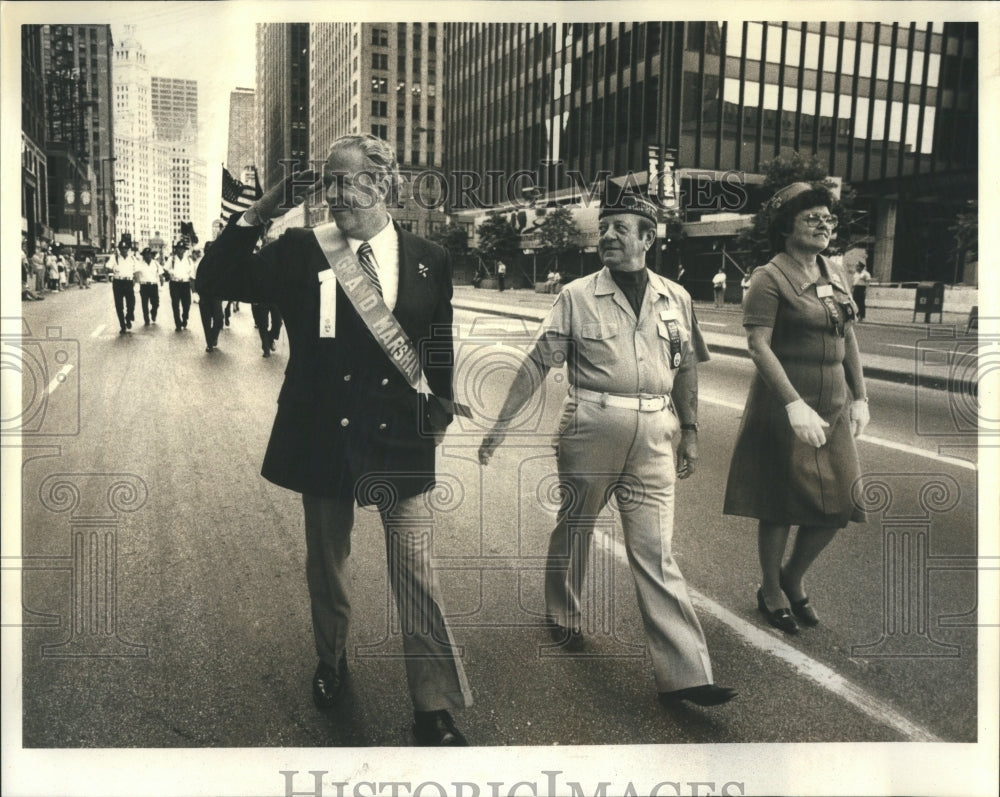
[680,423,699,432]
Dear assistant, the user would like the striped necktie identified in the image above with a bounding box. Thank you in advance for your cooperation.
[356,242,382,297]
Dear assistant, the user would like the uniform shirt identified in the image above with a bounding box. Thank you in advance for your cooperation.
[168,253,195,281]
[712,271,727,289]
[527,267,710,397]
[110,253,137,280]
[135,260,160,284]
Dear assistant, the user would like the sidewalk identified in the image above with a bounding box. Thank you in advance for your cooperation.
[452,285,976,391]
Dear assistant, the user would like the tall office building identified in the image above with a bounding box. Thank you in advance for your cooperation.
[255,23,310,190]
[21,25,49,247]
[445,22,977,283]
[112,25,171,247]
[40,23,116,248]
[226,87,256,174]
[169,142,207,244]
[308,22,445,235]
[151,76,198,142]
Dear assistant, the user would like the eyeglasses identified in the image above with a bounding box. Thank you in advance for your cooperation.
[800,213,838,229]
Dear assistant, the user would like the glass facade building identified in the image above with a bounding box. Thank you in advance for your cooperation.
[444,21,977,283]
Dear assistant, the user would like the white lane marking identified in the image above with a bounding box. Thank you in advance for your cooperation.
[701,394,977,471]
[46,364,74,395]
[91,324,106,337]
[593,535,942,743]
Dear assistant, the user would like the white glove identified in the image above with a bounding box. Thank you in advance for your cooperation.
[785,399,829,448]
[849,398,870,438]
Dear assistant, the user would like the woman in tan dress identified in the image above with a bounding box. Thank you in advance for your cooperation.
[723,182,870,634]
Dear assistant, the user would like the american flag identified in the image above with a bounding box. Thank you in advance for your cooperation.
[221,166,262,222]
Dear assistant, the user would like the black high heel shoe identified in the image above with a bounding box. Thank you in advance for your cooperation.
[779,571,819,626]
[757,588,799,634]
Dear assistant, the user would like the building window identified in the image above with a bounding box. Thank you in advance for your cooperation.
[371,124,388,139]
[371,100,387,117]
[372,52,388,70]
[371,27,388,46]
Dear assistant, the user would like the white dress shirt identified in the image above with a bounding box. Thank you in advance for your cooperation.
[346,219,400,311]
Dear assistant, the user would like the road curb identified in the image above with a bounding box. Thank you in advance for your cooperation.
[453,302,973,393]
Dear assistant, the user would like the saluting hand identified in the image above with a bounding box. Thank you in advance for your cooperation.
[245,169,323,225]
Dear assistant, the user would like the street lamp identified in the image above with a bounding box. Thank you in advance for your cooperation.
[99,156,117,251]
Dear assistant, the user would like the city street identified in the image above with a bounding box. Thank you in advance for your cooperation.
[14,283,979,748]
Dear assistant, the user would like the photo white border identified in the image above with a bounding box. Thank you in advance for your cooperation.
[2,2,997,795]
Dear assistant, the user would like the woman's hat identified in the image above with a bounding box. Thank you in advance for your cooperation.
[767,182,815,213]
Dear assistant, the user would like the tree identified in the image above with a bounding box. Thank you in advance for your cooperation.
[734,150,857,270]
[473,213,521,267]
[428,222,469,257]
[948,199,977,283]
[534,205,582,269]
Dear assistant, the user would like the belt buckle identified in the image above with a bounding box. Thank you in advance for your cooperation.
[638,394,660,412]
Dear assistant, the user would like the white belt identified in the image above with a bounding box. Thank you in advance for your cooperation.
[570,385,670,412]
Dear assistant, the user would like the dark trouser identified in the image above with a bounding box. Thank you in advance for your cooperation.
[251,303,283,352]
[852,286,867,320]
[139,283,159,323]
[224,301,239,322]
[169,281,191,328]
[112,279,136,330]
[498,274,505,291]
[301,493,473,712]
[199,298,224,347]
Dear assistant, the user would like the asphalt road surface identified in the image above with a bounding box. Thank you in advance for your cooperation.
[13,284,980,749]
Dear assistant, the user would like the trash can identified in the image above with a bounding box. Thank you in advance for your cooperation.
[912,282,944,323]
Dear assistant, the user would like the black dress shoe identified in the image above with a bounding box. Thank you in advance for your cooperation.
[757,588,799,634]
[660,684,738,707]
[412,710,467,746]
[545,616,583,648]
[312,656,347,711]
[779,571,819,626]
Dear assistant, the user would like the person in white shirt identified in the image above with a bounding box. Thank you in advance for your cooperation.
[712,265,727,307]
[165,240,195,331]
[851,260,872,321]
[136,247,161,325]
[110,239,139,333]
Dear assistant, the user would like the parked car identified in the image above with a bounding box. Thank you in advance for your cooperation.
[92,253,112,281]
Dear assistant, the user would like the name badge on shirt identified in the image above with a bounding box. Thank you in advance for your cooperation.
[816,284,834,298]
[318,269,337,338]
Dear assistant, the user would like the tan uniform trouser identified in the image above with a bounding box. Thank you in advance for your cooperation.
[546,398,714,692]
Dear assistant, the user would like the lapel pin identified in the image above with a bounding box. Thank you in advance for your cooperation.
[418,263,429,278]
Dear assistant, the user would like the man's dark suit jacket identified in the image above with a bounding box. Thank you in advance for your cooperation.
[196,214,455,504]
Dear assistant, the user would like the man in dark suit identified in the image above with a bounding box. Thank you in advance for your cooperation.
[196,134,472,746]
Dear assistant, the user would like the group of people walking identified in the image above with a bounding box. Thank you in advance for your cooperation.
[104,235,283,356]
[195,132,870,746]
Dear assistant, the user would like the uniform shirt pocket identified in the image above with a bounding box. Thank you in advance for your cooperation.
[580,322,619,364]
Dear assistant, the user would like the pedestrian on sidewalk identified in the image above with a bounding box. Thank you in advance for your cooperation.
[497,260,507,291]
[196,133,473,745]
[852,258,872,321]
[479,191,737,710]
[712,265,727,307]
[723,182,870,636]
[740,268,753,305]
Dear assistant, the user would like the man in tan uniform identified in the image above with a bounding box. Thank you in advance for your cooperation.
[479,193,736,708]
